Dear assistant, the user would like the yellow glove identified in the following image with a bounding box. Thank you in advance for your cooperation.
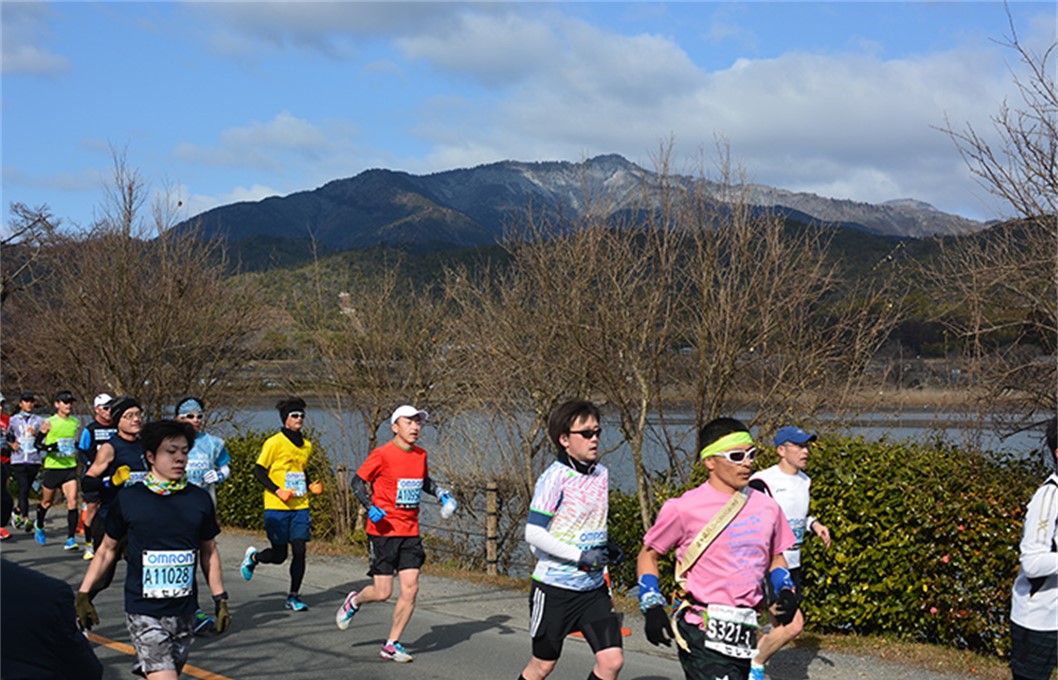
[76,591,99,630]
[275,488,294,503]
[214,598,231,634]
[110,465,131,487]
[309,480,323,495]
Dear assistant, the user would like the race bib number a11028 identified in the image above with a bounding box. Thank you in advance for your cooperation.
[141,549,196,599]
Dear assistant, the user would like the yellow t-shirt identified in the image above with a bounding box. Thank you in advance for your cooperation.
[256,431,313,511]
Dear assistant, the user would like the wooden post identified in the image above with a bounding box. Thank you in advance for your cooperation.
[335,465,350,538]
[486,481,498,576]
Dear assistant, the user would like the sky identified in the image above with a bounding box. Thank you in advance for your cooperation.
[2,1,1055,234]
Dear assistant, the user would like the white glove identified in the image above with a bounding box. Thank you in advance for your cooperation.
[202,469,220,485]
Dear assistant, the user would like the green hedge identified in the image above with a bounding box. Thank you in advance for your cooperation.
[215,429,340,538]
[607,435,1045,657]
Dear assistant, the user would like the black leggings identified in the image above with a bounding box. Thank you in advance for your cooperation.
[10,464,39,517]
[256,539,307,594]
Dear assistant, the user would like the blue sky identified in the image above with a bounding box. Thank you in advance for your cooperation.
[2,1,1054,233]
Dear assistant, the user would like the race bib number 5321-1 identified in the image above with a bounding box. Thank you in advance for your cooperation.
[703,604,758,659]
[142,550,196,599]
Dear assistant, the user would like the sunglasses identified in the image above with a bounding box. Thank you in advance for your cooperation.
[182,413,204,420]
[713,446,759,464]
[569,428,602,439]
[58,399,74,404]
[288,412,305,419]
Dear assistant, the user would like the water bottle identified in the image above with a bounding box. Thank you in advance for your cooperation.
[440,496,457,519]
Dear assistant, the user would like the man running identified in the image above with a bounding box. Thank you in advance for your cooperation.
[637,417,797,680]
[8,392,46,533]
[515,400,623,680]
[746,426,831,679]
[81,396,147,599]
[75,419,231,680]
[335,404,458,664]
[175,395,232,633]
[240,397,322,612]
[77,393,116,560]
[35,390,82,549]
[1009,416,1058,680]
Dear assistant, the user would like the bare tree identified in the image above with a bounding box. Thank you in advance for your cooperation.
[2,152,264,417]
[0,203,60,306]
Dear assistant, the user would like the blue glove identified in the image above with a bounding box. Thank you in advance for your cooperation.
[368,505,387,523]
[769,567,799,625]
[577,547,608,572]
[638,573,667,612]
[769,567,796,595]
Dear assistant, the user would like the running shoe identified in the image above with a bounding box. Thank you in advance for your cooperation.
[0,528,11,541]
[379,641,413,663]
[193,611,215,635]
[749,665,765,680]
[284,595,308,612]
[20,516,33,532]
[240,546,257,581]
[63,537,80,551]
[34,523,45,545]
[11,513,23,530]
[83,544,95,560]
[335,590,359,630]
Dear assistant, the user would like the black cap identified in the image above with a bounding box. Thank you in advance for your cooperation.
[19,392,35,402]
[108,396,142,422]
[53,390,76,403]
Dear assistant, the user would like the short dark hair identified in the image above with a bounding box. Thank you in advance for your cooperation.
[698,417,751,453]
[548,400,601,451]
[1047,416,1057,453]
[140,419,196,458]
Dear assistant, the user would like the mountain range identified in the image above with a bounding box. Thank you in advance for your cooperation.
[179,154,985,254]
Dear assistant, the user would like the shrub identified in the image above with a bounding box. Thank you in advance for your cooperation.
[215,429,340,539]
[607,435,1045,657]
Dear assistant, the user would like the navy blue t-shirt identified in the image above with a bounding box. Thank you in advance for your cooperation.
[106,483,220,617]
[100,437,147,510]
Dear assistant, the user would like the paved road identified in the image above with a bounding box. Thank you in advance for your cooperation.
[1,519,973,680]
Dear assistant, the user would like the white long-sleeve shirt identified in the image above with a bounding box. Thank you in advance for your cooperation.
[1011,473,1058,631]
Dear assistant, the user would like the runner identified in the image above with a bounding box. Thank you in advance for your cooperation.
[746,426,832,680]
[81,396,147,599]
[175,395,232,633]
[1009,416,1058,680]
[8,392,46,533]
[0,393,12,541]
[514,399,624,680]
[637,417,797,680]
[335,404,458,664]
[35,390,82,550]
[77,393,116,560]
[75,419,231,680]
[240,396,323,612]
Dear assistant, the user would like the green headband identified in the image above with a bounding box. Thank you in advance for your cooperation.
[699,431,754,460]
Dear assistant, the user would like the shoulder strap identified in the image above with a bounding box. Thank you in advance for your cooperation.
[675,487,750,585]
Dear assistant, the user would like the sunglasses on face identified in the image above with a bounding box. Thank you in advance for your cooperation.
[58,399,73,405]
[182,413,204,420]
[714,446,759,464]
[569,428,602,440]
[288,412,305,419]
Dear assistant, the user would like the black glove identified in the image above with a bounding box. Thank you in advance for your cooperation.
[773,588,799,626]
[76,591,99,631]
[577,547,608,572]
[605,541,624,566]
[643,605,672,647]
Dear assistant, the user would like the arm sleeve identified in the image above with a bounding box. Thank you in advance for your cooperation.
[77,428,92,453]
[351,475,373,510]
[1020,481,1058,578]
[216,441,232,470]
[423,475,448,499]
[525,522,581,563]
[252,464,279,493]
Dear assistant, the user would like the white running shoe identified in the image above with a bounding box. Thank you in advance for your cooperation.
[336,590,359,630]
[379,642,413,663]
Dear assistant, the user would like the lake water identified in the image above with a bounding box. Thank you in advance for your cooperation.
[213,402,1045,492]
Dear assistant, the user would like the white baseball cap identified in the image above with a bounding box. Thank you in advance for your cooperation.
[390,405,428,424]
[93,393,115,408]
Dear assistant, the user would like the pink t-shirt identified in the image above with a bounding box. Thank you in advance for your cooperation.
[644,482,795,611]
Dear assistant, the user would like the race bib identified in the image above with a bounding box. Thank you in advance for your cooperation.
[285,471,307,497]
[703,604,758,659]
[396,478,423,509]
[186,458,209,485]
[141,549,196,598]
[127,471,148,486]
[789,517,806,549]
[17,435,36,455]
[57,438,77,456]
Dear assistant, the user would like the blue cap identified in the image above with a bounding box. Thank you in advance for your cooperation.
[774,426,816,447]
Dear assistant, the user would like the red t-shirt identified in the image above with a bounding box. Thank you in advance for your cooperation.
[356,440,429,537]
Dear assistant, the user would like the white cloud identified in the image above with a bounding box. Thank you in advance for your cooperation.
[182,183,283,219]
[1,3,69,75]
[174,111,333,172]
